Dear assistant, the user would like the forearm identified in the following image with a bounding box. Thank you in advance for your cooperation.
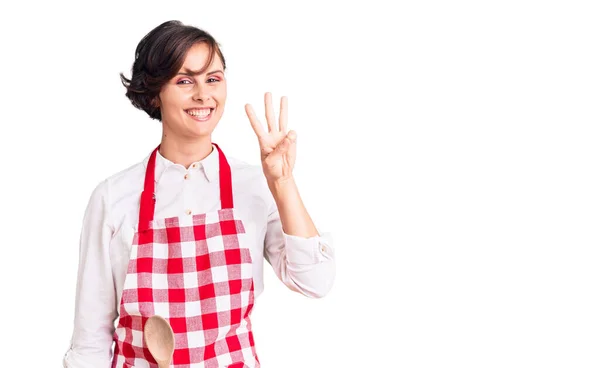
[268,177,318,238]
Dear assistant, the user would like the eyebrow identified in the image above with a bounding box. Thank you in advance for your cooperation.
[177,68,224,77]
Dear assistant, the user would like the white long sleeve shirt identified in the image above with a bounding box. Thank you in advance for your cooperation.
[63,145,335,367]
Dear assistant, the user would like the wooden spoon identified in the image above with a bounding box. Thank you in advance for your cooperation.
[144,315,175,368]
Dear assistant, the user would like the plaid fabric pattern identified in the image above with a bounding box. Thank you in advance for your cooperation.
[112,144,259,368]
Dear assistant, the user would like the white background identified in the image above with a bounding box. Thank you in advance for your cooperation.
[0,0,599,367]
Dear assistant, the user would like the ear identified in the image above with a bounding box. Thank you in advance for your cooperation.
[151,96,161,108]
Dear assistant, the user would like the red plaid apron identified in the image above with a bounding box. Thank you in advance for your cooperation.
[112,144,259,368]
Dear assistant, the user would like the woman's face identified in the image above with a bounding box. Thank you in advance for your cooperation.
[157,42,227,139]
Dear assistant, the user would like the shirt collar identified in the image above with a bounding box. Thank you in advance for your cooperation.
[198,144,219,182]
[142,144,219,183]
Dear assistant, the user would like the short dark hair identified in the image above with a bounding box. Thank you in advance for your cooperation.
[120,20,226,121]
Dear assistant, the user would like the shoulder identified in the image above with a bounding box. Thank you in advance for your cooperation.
[228,156,263,184]
[86,154,148,210]
[97,155,146,198]
[226,155,274,206]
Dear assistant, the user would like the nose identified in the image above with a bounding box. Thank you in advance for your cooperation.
[192,83,211,102]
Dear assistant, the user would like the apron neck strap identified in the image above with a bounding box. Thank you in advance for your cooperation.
[138,143,233,232]
[213,143,234,209]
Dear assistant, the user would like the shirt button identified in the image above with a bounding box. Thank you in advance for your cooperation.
[320,245,327,253]
[192,163,198,169]
[186,209,192,215]
[184,173,190,180]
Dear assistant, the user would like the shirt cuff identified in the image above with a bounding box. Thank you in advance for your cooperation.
[63,346,112,368]
[283,230,334,265]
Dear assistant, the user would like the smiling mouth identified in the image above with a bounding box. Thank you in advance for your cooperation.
[185,108,214,121]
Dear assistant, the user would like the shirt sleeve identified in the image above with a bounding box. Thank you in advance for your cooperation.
[263,196,336,298]
[63,179,117,368]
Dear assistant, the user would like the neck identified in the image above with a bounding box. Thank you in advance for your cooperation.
[158,130,213,169]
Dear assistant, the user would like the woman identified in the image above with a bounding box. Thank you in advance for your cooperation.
[63,20,335,368]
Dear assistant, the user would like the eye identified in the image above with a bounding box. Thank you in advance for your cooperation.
[207,77,220,83]
[177,79,192,85]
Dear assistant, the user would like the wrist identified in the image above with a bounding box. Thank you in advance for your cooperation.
[268,176,297,200]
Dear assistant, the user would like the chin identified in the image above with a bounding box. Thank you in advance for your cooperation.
[186,116,220,136]
[192,123,219,138]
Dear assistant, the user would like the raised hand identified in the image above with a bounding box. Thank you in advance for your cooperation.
[245,92,297,184]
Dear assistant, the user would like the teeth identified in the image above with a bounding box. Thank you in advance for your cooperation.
[186,109,211,117]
